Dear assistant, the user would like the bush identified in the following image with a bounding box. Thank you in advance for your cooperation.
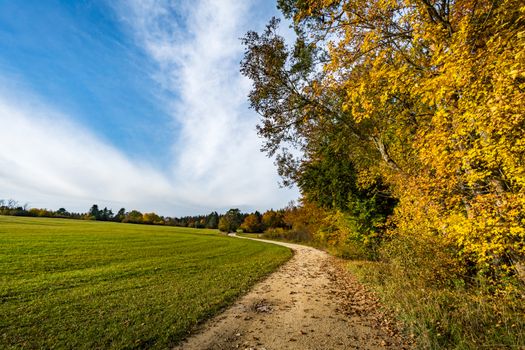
[380,235,465,289]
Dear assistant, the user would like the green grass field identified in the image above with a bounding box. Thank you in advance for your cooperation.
[0,216,292,349]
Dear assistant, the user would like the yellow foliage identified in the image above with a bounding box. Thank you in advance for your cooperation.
[291,0,525,282]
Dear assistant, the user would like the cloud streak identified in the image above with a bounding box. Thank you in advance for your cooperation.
[0,1,298,215]
[0,91,180,213]
[119,0,298,209]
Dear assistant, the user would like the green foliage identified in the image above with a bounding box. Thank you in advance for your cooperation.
[114,208,126,222]
[205,211,219,229]
[0,216,291,349]
[86,205,114,221]
[241,15,398,261]
[123,210,143,224]
[0,199,83,219]
[298,145,359,212]
[217,217,229,232]
[218,208,243,232]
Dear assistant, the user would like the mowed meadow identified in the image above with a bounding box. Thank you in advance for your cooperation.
[0,216,292,349]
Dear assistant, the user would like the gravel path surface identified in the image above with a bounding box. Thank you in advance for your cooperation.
[175,237,410,350]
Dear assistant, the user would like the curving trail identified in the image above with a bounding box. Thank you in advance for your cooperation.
[175,237,410,350]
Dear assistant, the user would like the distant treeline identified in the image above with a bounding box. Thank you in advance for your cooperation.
[0,199,288,232]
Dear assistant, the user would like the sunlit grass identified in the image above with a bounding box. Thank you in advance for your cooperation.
[0,216,291,349]
[348,260,525,349]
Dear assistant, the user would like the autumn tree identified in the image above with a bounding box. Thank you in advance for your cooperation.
[241,15,397,251]
[283,200,327,241]
[243,0,525,283]
[261,210,286,229]
[218,209,244,232]
[240,212,264,233]
[142,212,163,225]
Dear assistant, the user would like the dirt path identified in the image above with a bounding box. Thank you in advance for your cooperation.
[175,237,410,350]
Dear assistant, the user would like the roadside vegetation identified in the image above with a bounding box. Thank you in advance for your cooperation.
[0,216,291,349]
[239,0,525,348]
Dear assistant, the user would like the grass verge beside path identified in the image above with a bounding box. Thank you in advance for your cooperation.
[0,216,292,349]
[242,232,525,348]
[348,261,525,349]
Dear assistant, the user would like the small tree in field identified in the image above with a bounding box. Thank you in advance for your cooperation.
[218,209,243,232]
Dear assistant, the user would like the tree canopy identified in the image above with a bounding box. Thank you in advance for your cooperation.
[242,0,525,284]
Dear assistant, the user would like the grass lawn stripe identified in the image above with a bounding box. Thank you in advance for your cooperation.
[0,216,291,349]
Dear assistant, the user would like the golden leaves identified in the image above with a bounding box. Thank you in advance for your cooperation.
[291,0,525,281]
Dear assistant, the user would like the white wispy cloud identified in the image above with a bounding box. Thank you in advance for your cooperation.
[0,90,181,214]
[117,0,298,210]
[0,0,297,215]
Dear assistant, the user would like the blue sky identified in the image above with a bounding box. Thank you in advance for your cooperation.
[0,0,298,216]
[0,1,173,164]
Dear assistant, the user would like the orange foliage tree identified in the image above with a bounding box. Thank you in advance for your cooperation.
[240,212,265,233]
